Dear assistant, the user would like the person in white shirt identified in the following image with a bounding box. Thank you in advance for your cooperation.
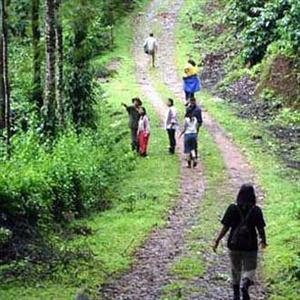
[143,33,158,67]
[137,107,150,157]
[165,98,178,154]
[179,109,198,168]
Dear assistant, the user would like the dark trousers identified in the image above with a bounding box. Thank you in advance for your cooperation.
[229,250,258,285]
[130,127,138,152]
[167,129,176,153]
[185,91,195,101]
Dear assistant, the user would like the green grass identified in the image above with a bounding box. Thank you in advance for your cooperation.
[0,2,180,300]
[149,33,232,298]
[175,1,300,299]
[160,127,230,299]
[200,94,300,299]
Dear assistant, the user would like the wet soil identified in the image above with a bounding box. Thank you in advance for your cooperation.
[100,0,266,299]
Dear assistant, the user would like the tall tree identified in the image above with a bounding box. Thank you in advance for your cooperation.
[44,0,56,136]
[32,0,43,110]
[0,0,4,129]
[55,0,64,127]
[1,0,11,154]
[67,0,95,132]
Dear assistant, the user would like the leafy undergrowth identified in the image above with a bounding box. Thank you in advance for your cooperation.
[176,1,300,299]
[177,0,300,169]
[0,2,180,299]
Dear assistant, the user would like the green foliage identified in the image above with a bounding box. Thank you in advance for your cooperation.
[0,101,133,249]
[227,0,300,65]
[200,93,300,298]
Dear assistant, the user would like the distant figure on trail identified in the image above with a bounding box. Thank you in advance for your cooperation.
[179,109,198,168]
[144,33,158,68]
[213,184,267,300]
[165,98,178,154]
[122,98,142,152]
[186,97,203,158]
[183,59,201,103]
[137,107,150,157]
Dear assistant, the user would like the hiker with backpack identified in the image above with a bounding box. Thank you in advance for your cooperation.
[143,33,158,68]
[213,184,267,300]
[183,59,201,104]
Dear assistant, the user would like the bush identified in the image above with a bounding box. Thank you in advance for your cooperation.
[0,104,134,255]
[227,0,300,65]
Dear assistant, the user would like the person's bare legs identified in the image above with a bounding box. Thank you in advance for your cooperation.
[152,51,155,68]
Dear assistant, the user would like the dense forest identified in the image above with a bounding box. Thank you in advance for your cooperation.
[0,0,142,283]
[0,0,299,299]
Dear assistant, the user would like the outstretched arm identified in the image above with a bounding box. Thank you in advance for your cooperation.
[213,225,229,252]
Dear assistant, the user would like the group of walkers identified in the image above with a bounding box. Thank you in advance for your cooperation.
[123,33,202,166]
[121,33,268,300]
[122,95,202,166]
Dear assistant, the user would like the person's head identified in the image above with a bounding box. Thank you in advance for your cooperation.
[185,109,193,120]
[190,97,197,107]
[150,33,154,37]
[132,97,142,108]
[188,59,196,67]
[139,106,147,116]
[236,184,256,207]
[167,98,174,107]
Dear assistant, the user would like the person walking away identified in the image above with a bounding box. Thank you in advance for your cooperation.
[165,98,178,154]
[187,97,202,158]
[144,33,158,68]
[137,107,150,157]
[187,97,203,132]
[183,59,201,104]
[122,98,142,152]
[213,184,267,300]
[179,110,198,168]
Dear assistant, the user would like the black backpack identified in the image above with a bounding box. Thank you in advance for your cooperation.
[229,205,255,250]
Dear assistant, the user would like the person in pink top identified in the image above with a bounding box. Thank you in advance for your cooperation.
[137,107,150,157]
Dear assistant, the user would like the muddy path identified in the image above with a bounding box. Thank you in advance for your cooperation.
[101,0,266,299]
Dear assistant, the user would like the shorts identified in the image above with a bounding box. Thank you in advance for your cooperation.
[184,133,197,154]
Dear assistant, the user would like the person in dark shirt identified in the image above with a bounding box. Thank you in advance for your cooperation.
[186,97,203,158]
[213,184,267,300]
[122,98,142,152]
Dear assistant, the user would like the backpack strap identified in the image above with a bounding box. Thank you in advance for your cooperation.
[236,205,255,225]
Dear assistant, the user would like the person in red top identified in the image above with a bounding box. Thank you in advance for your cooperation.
[213,184,267,300]
[137,107,150,157]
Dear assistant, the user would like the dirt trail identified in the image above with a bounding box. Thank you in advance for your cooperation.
[101,1,205,299]
[101,0,266,299]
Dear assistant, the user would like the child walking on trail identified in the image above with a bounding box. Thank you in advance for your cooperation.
[143,33,158,68]
[137,107,150,157]
[213,184,267,300]
[179,110,198,168]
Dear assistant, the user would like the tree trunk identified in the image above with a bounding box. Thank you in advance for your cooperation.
[1,0,11,155]
[55,0,64,127]
[32,0,43,110]
[0,1,4,129]
[44,0,56,136]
